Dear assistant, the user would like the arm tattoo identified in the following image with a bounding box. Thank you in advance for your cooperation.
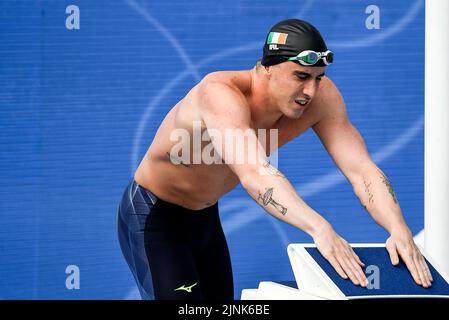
[379,171,398,204]
[363,180,374,204]
[166,152,189,167]
[258,187,288,215]
[262,161,286,179]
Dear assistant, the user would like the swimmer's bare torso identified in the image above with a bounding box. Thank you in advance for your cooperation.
[134,67,335,210]
[127,18,433,292]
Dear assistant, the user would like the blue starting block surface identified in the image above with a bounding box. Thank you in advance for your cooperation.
[305,246,449,297]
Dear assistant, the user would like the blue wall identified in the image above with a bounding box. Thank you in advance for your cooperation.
[0,0,424,299]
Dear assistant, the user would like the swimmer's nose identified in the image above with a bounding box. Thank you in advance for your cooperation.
[302,79,318,100]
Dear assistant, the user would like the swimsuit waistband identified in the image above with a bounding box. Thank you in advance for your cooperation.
[130,178,218,215]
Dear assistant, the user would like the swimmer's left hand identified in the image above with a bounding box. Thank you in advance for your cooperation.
[386,227,433,288]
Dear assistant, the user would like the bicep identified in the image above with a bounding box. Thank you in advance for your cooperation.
[199,82,268,181]
[312,86,373,183]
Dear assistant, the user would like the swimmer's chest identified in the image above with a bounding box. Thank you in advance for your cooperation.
[171,94,316,154]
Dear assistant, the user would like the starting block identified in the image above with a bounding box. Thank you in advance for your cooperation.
[241,243,449,300]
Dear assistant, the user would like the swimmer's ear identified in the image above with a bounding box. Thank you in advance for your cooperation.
[256,60,272,79]
[262,64,272,78]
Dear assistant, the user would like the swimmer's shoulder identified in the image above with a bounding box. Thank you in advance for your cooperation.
[198,70,252,96]
[183,71,252,130]
[195,70,252,111]
[173,70,252,130]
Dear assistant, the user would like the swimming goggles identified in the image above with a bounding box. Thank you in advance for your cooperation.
[288,50,334,66]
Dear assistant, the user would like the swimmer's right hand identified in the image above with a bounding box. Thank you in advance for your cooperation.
[312,223,368,287]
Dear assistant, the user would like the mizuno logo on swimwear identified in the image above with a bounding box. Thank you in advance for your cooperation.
[174,282,198,293]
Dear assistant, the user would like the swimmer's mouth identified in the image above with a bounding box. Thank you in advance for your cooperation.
[295,99,308,107]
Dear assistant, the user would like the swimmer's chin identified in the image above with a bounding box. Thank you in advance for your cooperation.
[282,108,305,119]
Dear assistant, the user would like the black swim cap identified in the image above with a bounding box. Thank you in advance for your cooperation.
[261,19,330,67]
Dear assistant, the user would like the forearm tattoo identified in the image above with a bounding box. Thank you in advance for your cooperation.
[258,187,288,215]
[379,171,398,204]
[363,180,374,204]
[262,161,286,178]
[166,152,189,167]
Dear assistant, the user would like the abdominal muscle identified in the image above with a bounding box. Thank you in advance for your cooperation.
[135,154,240,210]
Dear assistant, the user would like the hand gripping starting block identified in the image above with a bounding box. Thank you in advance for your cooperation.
[241,244,449,300]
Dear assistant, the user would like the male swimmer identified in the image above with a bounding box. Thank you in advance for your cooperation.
[117,19,432,300]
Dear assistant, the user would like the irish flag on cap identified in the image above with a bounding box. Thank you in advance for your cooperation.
[267,32,288,45]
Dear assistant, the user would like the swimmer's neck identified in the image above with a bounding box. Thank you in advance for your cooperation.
[246,66,284,129]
